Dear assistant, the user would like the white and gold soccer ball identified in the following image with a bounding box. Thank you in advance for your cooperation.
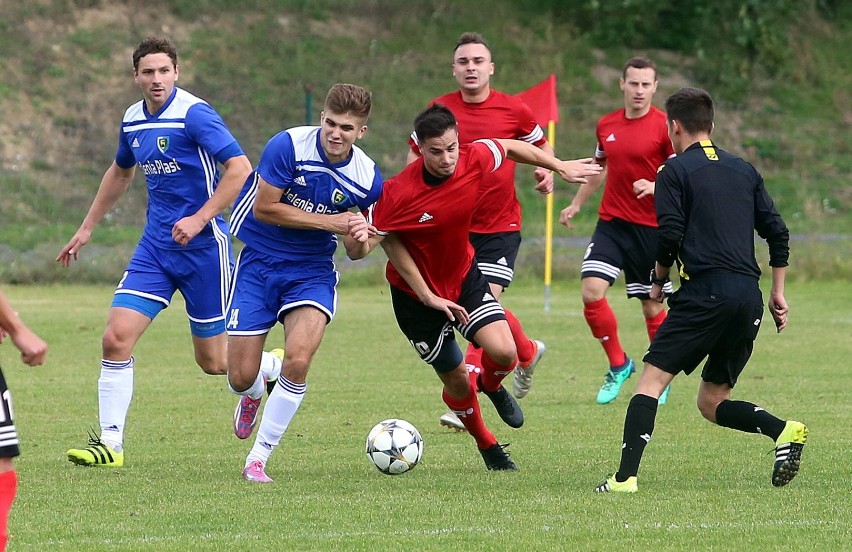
[365,419,424,475]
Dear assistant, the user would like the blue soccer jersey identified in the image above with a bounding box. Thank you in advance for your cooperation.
[230,126,383,260]
[115,87,245,250]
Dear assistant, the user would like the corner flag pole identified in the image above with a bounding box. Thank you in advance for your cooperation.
[543,120,556,313]
[515,74,559,312]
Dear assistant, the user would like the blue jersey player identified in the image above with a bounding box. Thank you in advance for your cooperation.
[59,36,253,467]
[227,84,382,483]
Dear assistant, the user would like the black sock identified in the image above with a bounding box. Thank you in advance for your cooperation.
[715,399,786,441]
[615,394,658,481]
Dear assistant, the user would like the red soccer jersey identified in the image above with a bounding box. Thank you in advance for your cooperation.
[594,106,674,227]
[374,140,505,301]
[409,90,546,233]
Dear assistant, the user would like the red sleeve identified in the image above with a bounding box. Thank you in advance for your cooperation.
[514,98,548,147]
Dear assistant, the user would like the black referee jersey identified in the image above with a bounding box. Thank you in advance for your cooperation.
[653,139,789,281]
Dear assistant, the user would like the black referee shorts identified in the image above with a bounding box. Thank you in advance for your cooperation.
[643,276,764,387]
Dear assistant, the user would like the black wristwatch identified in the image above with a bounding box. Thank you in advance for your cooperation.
[649,270,670,287]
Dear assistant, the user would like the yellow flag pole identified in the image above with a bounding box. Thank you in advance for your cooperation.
[544,119,556,312]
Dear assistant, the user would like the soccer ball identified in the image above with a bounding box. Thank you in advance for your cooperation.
[365,419,424,475]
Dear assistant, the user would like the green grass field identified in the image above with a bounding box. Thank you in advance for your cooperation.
[2,281,850,551]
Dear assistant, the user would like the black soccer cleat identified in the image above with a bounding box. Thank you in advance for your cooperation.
[479,375,524,428]
[479,443,519,471]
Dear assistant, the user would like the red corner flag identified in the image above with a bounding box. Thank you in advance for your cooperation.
[516,74,558,127]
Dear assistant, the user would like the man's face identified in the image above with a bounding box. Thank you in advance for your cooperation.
[620,66,657,115]
[452,42,493,94]
[319,110,367,163]
[421,127,460,178]
[134,53,178,112]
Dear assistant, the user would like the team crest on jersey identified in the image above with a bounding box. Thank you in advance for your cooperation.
[157,136,170,154]
[331,188,348,205]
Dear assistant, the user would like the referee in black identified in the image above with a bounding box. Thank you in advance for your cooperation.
[595,87,807,493]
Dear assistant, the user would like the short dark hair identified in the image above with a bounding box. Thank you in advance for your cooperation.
[324,83,373,121]
[665,87,715,134]
[132,36,178,72]
[622,57,657,80]
[453,31,491,56]
[414,104,458,143]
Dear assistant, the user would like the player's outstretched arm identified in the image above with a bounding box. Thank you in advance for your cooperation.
[172,154,252,247]
[495,139,602,184]
[0,289,47,366]
[56,162,135,267]
[379,234,468,324]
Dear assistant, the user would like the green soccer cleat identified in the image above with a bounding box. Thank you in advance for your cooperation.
[772,420,808,487]
[594,474,638,493]
[67,431,124,467]
[267,348,285,395]
[596,358,635,404]
[658,383,671,405]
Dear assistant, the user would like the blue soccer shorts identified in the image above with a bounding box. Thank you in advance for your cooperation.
[225,245,339,336]
[111,237,233,337]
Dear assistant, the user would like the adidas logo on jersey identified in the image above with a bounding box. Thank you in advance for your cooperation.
[497,257,508,266]
[131,138,140,148]
[605,133,616,142]
[483,292,495,302]
[418,213,433,223]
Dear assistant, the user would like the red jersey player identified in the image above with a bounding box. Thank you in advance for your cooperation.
[408,32,554,431]
[351,105,600,470]
[559,57,675,405]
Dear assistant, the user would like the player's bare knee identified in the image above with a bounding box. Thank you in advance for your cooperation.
[101,327,132,358]
[441,366,470,399]
[696,394,720,423]
[197,355,227,375]
[227,370,252,393]
[485,343,516,368]
[281,356,310,383]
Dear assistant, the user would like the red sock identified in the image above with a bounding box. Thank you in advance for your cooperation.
[583,298,626,367]
[645,309,667,341]
[0,470,17,552]
[479,350,518,392]
[504,308,535,365]
[464,343,483,389]
[442,387,496,449]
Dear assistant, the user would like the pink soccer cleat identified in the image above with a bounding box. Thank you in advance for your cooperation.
[233,395,262,439]
[242,460,273,483]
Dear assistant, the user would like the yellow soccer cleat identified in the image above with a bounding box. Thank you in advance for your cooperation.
[594,474,638,493]
[67,431,124,467]
[772,420,808,487]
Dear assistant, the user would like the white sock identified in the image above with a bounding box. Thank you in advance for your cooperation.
[259,351,283,382]
[98,357,134,452]
[246,377,306,466]
[228,373,265,400]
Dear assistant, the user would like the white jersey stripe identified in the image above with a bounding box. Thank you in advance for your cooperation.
[473,139,504,172]
[122,121,186,132]
[519,125,544,144]
[300,164,369,199]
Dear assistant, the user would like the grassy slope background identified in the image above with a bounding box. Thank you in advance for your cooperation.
[0,0,849,284]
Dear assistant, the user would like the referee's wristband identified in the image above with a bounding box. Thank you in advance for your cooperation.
[649,270,670,287]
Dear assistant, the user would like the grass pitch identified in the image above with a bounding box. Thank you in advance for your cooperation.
[2,280,850,551]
